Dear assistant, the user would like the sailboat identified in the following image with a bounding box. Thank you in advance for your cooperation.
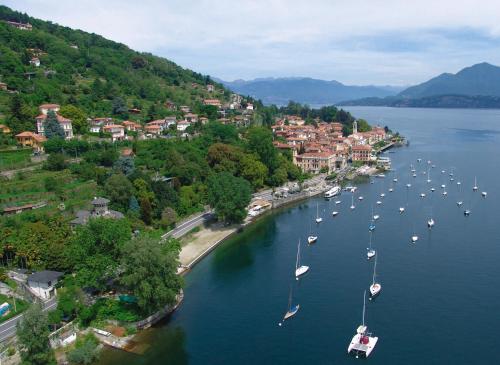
[427,205,435,228]
[283,285,299,321]
[315,203,322,223]
[369,255,381,298]
[367,231,376,259]
[307,223,317,244]
[295,240,309,278]
[411,224,418,243]
[347,291,378,358]
[350,194,355,210]
[427,167,431,183]
[473,177,478,192]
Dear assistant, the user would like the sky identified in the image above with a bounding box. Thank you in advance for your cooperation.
[4,0,500,86]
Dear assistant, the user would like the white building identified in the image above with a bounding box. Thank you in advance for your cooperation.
[103,124,125,142]
[177,120,191,132]
[27,271,63,300]
[36,104,73,140]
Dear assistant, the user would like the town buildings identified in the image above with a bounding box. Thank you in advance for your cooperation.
[15,131,47,153]
[70,197,124,227]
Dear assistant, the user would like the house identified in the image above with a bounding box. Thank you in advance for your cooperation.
[180,106,191,113]
[294,151,337,174]
[2,201,47,215]
[88,117,113,133]
[177,120,191,132]
[199,117,209,125]
[30,57,40,67]
[15,131,47,153]
[103,124,125,142]
[164,101,176,110]
[0,124,11,133]
[144,124,161,136]
[146,119,169,132]
[27,271,63,300]
[203,99,221,107]
[0,82,7,91]
[70,197,124,227]
[36,104,73,139]
[5,21,32,30]
[246,103,254,111]
[122,120,142,132]
[184,113,198,123]
[207,84,215,92]
[351,144,373,162]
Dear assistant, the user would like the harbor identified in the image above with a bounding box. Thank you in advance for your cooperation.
[97,107,500,365]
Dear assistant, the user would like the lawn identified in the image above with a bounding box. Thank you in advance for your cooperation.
[0,293,29,323]
[0,149,34,171]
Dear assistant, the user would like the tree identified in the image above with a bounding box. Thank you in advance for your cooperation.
[114,156,135,176]
[240,154,268,189]
[207,172,252,223]
[66,334,99,365]
[128,196,140,214]
[121,235,182,312]
[44,153,68,171]
[68,219,131,291]
[17,304,56,365]
[60,105,87,134]
[44,110,65,139]
[160,207,177,229]
[246,127,279,172]
[104,173,134,211]
[111,96,127,116]
[140,198,152,225]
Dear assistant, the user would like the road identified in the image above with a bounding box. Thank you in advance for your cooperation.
[0,296,57,342]
[163,211,214,239]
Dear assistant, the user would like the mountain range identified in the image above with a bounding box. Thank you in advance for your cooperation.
[219,77,405,106]
[341,62,500,108]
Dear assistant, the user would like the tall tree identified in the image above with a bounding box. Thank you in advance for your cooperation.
[59,105,87,134]
[121,236,182,312]
[207,172,252,223]
[17,304,56,365]
[44,110,65,139]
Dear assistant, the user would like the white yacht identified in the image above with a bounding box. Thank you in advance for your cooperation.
[347,291,378,358]
[376,200,382,205]
[473,177,478,191]
[335,200,342,205]
[295,240,309,278]
[315,203,322,224]
[324,185,341,198]
[367,231,376,259]
[358,196,364,201]
[350,195,355,210]
[307,235,317,244]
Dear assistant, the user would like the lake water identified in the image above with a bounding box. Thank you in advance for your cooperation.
[98,107,500,365]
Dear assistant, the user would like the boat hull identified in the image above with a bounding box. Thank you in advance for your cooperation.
[348,334,378,358]
[295,265,309,278]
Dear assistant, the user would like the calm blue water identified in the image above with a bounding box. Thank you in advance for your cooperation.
[99,107,500,365]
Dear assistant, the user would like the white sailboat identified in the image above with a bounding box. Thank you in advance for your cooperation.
[411,225,418,243]
[347,291,378,358]
[369,255,381,298]
[350,194,355,210]
[399,207,405,213]
[307,223,317,244]
[427,206,435,228]
[427,167,431,183]
[295,240,309,278]
[473,177,478,192]
[283,285,299,321]
[315,203,322,223]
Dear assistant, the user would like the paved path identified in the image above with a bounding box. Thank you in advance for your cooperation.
[0,297,57,342]
[162,211,214,239]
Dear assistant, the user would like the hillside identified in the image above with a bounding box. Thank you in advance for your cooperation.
[221,77,401,106]
[0,5,231,128]
[398,63,500,98]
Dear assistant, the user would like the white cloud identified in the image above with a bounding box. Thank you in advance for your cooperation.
[4,0,500,84]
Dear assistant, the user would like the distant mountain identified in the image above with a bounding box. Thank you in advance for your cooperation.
[399,63,500,98]
[341,63,500,108]
[219,77,404,106]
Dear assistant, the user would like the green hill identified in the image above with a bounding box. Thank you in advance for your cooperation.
[0,5,231,131]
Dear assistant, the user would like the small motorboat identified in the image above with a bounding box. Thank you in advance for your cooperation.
[411,235,419,243]
[406,183,411,188]
[376,201,382,205]
[420,193,426,198]
[332,211,339,217]
[373,215,380,221]
[388,188,394,192]
[457,181,461,186]
[315,217,323,223]
[399,207,405,213]
[358,196,364,201]
[307,235,318,244]
[442,191,448,196]
[482,192,487,197]
[412,173,417,178]
[431,187,435,192]
[441,184,446,189]
[380,193,385,198]
[457,201,463,206]
[427,218,435,228]
[335,200,342,205]
[464,209,471,216]
[393,178,398,182]
[441,170,445,174]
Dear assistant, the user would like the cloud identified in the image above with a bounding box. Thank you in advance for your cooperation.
[4,0,500,84]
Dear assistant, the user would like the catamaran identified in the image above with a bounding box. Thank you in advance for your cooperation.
[295,240,309,278]
[315,203,322,223]
[283,285,299,321]
[347,291,378,358]
[369,255,381,298]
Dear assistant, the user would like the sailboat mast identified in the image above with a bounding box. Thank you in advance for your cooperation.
[362,290,366,327]
[372,255,377,285]
[296,240,300,270]
[288,285,292,311]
